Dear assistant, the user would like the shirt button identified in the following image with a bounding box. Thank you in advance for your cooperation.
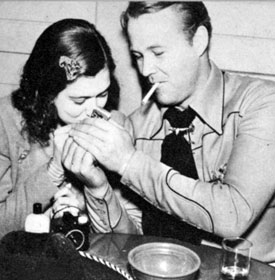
[139,191,146,198]
[97,199,104,205]
[18,150,29,162]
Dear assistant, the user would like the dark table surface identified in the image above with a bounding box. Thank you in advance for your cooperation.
[81,233,275,280]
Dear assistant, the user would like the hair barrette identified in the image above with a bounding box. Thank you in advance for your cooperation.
[59,56,81,81]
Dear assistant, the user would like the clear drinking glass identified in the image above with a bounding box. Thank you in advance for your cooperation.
[221,237,253,279]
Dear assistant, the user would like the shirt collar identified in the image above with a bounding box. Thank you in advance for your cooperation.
[190,60,224,135]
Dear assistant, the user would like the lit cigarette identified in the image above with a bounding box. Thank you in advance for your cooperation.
[141,82,160,105]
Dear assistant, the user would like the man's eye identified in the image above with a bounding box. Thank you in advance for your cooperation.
[154,51,164,57]
[132,53,142,61]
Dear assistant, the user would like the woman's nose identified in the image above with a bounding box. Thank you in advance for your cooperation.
[85,98,97,117]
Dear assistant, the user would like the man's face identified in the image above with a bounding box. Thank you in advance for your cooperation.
[127,7,201,107]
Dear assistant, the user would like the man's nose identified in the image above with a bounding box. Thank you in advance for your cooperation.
[140,56,156,78]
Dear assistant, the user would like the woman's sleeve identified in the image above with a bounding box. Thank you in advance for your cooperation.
[0,118,58,238]
[84,183,142,234]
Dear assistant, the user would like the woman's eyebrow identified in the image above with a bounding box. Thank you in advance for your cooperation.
[69,88,109,99]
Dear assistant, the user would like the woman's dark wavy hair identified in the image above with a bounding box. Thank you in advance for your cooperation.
[121,1,212,44]
[12,18,120,146]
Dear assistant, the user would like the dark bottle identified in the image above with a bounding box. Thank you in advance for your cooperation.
[50,211,90,251]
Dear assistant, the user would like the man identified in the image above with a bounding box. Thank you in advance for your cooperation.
[70,2,275,262]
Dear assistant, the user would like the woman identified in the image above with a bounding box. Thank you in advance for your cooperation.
[0,18,141,238]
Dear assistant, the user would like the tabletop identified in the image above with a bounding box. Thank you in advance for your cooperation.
[82,233,275,280]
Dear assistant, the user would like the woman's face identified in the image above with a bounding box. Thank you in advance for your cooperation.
[54,67,110,125]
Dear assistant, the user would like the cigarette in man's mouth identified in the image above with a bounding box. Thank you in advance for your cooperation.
[141,82,160,105]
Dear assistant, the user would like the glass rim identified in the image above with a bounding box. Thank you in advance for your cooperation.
[222,237,253,251]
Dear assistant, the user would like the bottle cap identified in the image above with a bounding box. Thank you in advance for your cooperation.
[78,214,89,225]
[33,203,42,214]
[63,211,76,225]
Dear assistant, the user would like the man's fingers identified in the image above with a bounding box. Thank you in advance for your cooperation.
[70,123,107,142]
[71,135,101,157]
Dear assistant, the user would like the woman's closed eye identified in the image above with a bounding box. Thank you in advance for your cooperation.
[72,97,86,105]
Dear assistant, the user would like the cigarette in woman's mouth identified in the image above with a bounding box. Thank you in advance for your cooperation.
[141,82,160,105]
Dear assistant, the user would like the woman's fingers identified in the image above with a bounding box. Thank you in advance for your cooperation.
[53,183,71,200]
[62,137,74,162]
[52,196,80,217]
[62,138,78,169]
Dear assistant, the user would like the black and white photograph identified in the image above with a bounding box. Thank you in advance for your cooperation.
[0,2,275,279]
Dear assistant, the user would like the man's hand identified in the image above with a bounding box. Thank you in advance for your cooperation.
[69,117,136,175]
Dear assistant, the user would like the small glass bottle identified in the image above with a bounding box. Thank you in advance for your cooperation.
[25,203,50,233]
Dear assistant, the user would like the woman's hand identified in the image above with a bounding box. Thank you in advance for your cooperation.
[52,183,85,218]
[61,137,109,197]
[51,125,71,169]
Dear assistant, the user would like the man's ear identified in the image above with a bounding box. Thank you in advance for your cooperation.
[193,25,209,57]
